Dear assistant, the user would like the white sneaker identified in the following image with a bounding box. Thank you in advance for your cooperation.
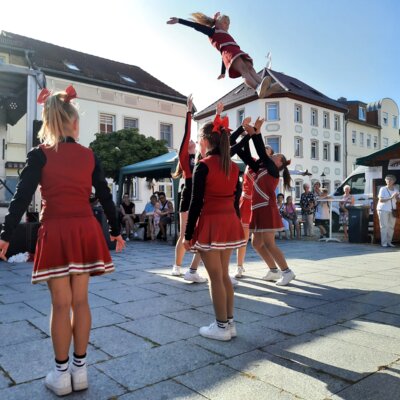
[125,237,130,242]
[70,364,88,391]
[256,76,272,98]
[45,369,72,396]
[171,265,181,276]
[235,266,245,278]
[262,269,282,281]
[381,243,388,248]
[199,321,231,341]
[230,276,239,286]
[184,270,207,283]
[388,243,396,248]
[133,232,138,238]
[276,269,296,286]
[229,321,237,338]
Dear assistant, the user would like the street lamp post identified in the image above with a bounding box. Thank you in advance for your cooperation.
[320,172,326,188]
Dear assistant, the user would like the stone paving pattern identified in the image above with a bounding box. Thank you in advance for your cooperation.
[0,239,399,399]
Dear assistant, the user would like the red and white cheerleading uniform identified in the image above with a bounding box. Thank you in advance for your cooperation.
[178,111,195,212]
[234,134,284,233]
[0,137,120,284]
[184,153,245,251]
[178,18,253,79]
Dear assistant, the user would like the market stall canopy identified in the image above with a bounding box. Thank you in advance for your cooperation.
[356,142,400,167]
[119,150,246,181]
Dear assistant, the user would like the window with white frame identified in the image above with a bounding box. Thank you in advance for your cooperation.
[311,108,318,126]
[324,180,331,192]
[334,114,340,131]
[393,116,398,129]
[160,123,173,147]
[237,109,245,126]
[352,131,357,145]
[0,53,8,64]
[266,102,279,121]
[157,178,173,199]
[359,106,366,121]
[323,142,330,161]
[334,144,341,162]
[99,113,115,133]
[383,137,389,147]
[323,112,330,129]
[265,136,281,154]
[124,117,138,130]
[360,132,364,147]
[294,137,303,157]
[366,134,371,148]
[295,180,303,201]
[373,136,378,149]
[133,177,139,199]
[311,139,319,159]
[382,112,388,126]
[294,104,302,123]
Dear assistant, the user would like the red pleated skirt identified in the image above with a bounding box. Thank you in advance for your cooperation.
[32,216,114,284]
[191,211,246,251]
[239,197,252,228]
[222,46,253,78]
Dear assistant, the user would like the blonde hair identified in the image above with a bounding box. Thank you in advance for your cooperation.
[38,90,79,149]
[191,12,230,27]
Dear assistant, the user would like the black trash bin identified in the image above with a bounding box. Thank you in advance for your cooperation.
[347,205,370,243]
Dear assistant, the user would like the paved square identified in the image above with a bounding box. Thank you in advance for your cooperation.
[0,239,399,399]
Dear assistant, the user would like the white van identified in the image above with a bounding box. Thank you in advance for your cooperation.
[329,166,383,231]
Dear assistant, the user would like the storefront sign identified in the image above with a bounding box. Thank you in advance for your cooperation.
[388,159,400,170]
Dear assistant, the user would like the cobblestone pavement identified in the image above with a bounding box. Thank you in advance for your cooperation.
[0,238,399,399]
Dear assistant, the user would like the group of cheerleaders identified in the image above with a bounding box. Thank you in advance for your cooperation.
[173,95,296,341]
[167,12,295,340]
[0,10,293,395]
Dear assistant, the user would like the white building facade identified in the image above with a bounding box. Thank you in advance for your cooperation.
[1,31,187,212]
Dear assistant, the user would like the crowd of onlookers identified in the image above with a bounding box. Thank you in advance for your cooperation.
[119,180,358,243]
[119,191,174,241]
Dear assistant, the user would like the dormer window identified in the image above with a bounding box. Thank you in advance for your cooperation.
[120,74,136,85]
[358,106,366,121]
[63,61,80,72]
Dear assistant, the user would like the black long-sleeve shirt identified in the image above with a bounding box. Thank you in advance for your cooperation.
[1,140,120,242]
[235,134,279,178]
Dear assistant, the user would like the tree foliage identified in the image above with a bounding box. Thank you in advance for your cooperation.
[89,129,169,181]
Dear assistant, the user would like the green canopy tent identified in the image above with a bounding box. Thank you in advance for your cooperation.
[118,151,245,244]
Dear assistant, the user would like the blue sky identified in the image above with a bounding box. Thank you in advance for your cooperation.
[2,0,400,113]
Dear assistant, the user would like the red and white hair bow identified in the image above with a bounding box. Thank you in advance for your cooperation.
[212,114,232,134]
[37,85,77,104]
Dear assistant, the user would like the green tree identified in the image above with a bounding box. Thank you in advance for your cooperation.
[89,129,168,181]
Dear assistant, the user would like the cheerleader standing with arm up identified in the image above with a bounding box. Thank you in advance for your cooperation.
[237,120,296,286]
[171,94,204,281]
[0,86,125,396]
[183,118,246,341]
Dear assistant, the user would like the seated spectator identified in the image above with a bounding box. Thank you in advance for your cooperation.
[315,188,330,238]
[157,191,174,241]
[283,195,300,239]
[120,194,139,241]
[141,194,158,240]
[277,193,290,239]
